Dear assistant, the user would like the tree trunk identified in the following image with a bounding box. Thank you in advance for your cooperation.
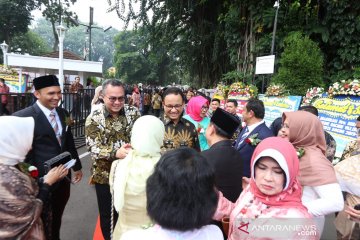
[51,21,59,51]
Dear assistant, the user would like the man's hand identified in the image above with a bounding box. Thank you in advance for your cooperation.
[116,143,132,159]
[72,170,83,184]
[345,206,360,222]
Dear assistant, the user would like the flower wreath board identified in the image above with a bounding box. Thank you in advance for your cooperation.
[258,95,302,127]
[312,95,360,157]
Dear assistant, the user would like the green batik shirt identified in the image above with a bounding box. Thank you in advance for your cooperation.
[85,104,140,184]
[161,116,200,152]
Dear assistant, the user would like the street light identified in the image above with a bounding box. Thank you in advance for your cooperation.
[270,0,280,55]
[56,21,67,92]
[0,41,9,66]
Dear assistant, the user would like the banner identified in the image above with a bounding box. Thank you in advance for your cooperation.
[313,97,360,157]
[0,74,28,93]
[259,96,302,127]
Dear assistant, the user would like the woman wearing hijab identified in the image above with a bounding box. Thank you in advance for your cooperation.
[279,111,343,235]
[109,115,165,239]
[183,95,210,151]
[214,137,315,240]
[0,116,68,239]
[90,86,104,114]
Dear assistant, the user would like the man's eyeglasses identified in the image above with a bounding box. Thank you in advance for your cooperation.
[165,104,183,110]
[106,96,125,103]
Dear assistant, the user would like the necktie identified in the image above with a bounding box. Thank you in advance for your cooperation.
[50,111,61,145]
[237,127,249,147]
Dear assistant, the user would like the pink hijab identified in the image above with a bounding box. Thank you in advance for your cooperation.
[249,137,307,209]
[283,111,337,186]
[186,96,208,122]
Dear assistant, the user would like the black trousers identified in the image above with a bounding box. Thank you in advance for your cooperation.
[95,183,118,240]
[51,179,70,240]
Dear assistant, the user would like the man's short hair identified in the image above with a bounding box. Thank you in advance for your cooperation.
[246,98,265,119]
[211,98,220,104]
[162,87,185,103]
[299,105,319,116]
[0,78,5,83]
[227,99,238,107]
[102,79,125,94]
[146,148,218,231]
[357,116,360,122]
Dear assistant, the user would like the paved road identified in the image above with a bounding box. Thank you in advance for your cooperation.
[60,147,98,240]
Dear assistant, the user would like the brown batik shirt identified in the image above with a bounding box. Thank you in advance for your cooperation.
[85,105,140,184]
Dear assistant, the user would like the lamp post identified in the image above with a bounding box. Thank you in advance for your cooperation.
[56,21,67,92]
[0,41,9,66]
[270,0,280,55]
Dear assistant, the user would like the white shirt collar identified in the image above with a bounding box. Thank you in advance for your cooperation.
[247,120,265,134]
[36,101,56,117]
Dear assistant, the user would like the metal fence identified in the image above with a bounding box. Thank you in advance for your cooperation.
[0,89,95,147]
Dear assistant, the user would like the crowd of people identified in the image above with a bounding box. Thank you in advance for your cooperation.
[0,75,359,240]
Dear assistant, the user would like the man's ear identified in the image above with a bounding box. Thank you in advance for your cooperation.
[33,90,41,99]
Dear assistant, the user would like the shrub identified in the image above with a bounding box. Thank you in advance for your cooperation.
[271,31,324,96]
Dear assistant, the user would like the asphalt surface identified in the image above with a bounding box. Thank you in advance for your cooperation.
[60,147,98,240]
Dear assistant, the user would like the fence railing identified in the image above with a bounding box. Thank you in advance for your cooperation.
[0,89,95,147]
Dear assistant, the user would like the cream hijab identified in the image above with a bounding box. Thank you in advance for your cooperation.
[0,116,34,166]
[283,111,337,186]
[110,115,165,212]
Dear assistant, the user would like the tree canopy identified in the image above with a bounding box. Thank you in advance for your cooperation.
[107,0,360,93]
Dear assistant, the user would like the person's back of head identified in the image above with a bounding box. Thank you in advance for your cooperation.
[146,148,218,231]
[246,98,265,119]
[299,105,319,116]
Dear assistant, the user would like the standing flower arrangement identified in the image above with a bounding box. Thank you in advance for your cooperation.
[18,162,39,178]
[245,133,261,146]
[265,83,289,97]
[302,87,324,105]
[228,82,258,100]
[328,79,360,97]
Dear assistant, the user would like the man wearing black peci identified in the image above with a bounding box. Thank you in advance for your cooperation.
[13,75,82,240]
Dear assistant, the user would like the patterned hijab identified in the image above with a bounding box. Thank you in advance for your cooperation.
[0,116,34,166]
[282,111,337,186]
[250,137,307,209]
[186,96,208,122]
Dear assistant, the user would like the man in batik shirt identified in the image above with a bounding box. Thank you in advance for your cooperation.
[161,87,200,151]
[85,79,140,240]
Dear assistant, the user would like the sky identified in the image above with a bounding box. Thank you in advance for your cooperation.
[32,0,136,30]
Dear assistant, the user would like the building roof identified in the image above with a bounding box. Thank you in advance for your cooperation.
[42,50,84,61]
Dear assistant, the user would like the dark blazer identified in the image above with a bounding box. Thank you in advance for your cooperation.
[202,140,243,203]
[13,103,82,176]
[235,122,273,178]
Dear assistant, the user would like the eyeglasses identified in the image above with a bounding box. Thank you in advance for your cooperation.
[281,123,289,129]
[106,96,125,103]
[165,104,183,110]
[201,106,209,110]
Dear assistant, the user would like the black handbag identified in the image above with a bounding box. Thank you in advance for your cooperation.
[44,151,72,174]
